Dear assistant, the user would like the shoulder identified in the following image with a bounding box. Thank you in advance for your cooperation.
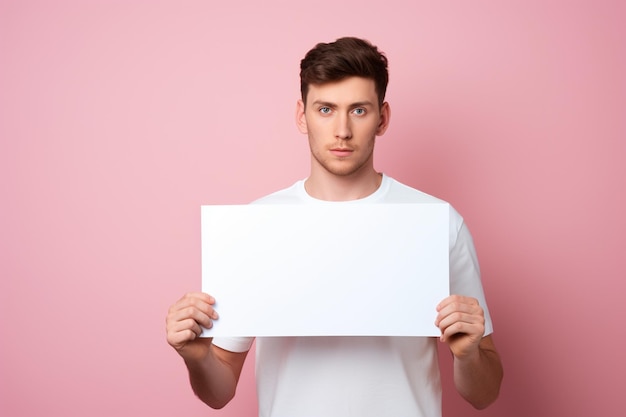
[383,175,466,240]
[251,180,305,204]
[383,176,446,204]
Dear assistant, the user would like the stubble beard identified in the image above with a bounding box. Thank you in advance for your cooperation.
[310,141,376,178]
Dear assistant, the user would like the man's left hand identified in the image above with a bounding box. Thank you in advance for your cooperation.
[435,295,485,359]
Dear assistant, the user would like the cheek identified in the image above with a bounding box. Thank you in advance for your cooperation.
[306,123,328,141]
[307,130,322,150]
[356,123,379,141]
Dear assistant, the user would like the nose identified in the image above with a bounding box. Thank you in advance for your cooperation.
[334,113,352,140]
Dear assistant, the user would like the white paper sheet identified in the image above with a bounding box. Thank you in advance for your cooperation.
[200,203,449,337]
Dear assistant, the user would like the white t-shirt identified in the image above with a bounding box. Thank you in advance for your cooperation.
[213,174,493,417]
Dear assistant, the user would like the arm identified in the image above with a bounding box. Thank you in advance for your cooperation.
[184,342,249,409]
[166,292,249,409]
[435,295,503,409]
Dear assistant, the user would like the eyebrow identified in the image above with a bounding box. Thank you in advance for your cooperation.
[311,100,375,108]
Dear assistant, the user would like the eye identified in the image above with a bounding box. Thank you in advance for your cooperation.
[352,108,366,116]
[319,106,332,115]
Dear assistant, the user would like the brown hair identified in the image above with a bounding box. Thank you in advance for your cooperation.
[300,37,389,108]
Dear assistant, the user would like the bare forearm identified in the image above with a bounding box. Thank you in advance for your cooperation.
[184,347,240,409]
[453,345,503,409]
[166,293,248,408]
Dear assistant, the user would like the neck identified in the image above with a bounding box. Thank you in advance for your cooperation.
[304,168,382,201]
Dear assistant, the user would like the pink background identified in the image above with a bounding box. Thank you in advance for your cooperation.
[1,1,624,416]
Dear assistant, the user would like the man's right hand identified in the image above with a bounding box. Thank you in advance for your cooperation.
[166,292,219,362]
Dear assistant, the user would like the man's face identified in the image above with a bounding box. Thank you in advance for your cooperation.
[296,77,390,178]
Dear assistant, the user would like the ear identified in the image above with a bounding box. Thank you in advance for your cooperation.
[376,102,391,136]
[295,99,308,134]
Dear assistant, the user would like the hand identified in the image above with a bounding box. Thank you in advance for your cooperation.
[166,292,219,361]
[435,295,485,359]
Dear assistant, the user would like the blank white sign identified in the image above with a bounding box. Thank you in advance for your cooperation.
[201,203,449,337]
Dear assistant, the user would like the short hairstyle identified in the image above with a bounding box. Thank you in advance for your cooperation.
[299,37,389,108]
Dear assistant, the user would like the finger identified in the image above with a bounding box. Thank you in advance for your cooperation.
[437,295,478,312]
[166,321,199,348]
[169,294,219,320]
[166,316,213,349]
[168,305,216,330]
[436,310,484,330]
[166,324,205,352]
[169,292,215,313]
[435,307,482,328]
[436,307,484,342]
[439,319,485,343]
[169,315,211,334]
[182,292,216,305]
[435,300,482,326]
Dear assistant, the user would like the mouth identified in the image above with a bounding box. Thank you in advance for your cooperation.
[330,148,354,157]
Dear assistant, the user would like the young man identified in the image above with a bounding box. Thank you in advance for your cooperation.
[166,37,503,417]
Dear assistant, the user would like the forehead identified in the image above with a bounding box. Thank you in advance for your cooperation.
[307,77,377,105]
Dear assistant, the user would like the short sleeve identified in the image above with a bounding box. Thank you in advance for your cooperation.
[212,337,255,353]
[449,216,494,336]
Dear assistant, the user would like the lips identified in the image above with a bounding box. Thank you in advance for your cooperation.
[330,148,354,157]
